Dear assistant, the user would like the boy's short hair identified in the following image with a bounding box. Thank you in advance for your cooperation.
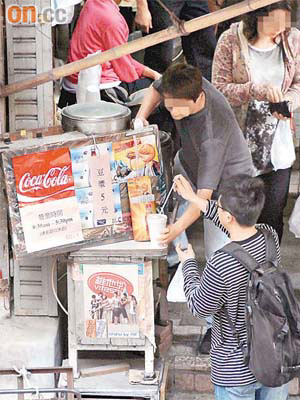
[161,63,203,102]
[219,174,265,226]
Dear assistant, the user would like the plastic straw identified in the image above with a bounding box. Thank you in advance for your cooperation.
[160,182,175,214]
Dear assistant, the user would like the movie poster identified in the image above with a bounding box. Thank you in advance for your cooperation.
[83,264,141,339]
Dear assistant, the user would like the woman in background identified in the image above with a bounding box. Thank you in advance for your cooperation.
[212,0,300,242]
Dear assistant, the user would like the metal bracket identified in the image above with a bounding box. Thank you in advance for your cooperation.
[0,367,77,400]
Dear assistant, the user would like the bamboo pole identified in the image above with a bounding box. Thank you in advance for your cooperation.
[0,0,280,98]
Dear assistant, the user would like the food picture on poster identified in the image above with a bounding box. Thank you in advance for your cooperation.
[12,147,83,253]
[112,135,160,183]
[83,264,140,339]
[128,176,156,241]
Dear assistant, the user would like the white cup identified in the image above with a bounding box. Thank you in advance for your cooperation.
[147,214,168,247]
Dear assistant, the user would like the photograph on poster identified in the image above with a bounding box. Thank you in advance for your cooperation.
[112,134,160,183]
[83,264,140,339]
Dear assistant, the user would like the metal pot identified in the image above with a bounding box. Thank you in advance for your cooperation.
[61,101,131,135]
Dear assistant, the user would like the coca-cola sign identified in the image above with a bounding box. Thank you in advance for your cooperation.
[13,148,75,206]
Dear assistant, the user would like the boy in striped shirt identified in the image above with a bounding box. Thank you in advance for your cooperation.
[173,173,288,400]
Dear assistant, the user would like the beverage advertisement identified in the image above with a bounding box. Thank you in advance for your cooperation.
[70,143,122,228]
[83,263,140,339]
[12,148,83,253]
[112,135,160,183]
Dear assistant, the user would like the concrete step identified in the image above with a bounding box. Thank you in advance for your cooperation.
[166,341,300,397]
[167,393,215,400]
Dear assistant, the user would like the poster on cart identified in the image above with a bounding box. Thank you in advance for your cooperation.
[12,148,83,253]
[83,263,140,339]
[2,126,164,258]
[112,134,160,183]
[70,143,122,228]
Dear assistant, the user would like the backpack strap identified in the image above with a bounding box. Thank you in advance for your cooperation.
[220,227,278,273]
[257,227,278,265]
[220,242,260,273]
[218,227,278,358]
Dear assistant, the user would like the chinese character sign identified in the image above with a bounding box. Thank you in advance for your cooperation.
[12,148,83,253]
[83,264,140,339]
[88,151,116,226]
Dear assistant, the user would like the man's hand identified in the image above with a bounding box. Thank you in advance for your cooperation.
[135,5,152,33]
[174,175,198,203]
[176,243,195,263]
[159,224,182,245]
[132,117,149,129]
[153,71,162,81]
[142,66,161,81]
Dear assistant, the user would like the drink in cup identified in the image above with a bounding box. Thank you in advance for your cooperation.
[146,214,168,247]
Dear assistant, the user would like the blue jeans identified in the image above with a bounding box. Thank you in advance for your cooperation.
[214,382,289,400]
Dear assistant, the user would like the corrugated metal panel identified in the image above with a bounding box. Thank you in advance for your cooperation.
[5,0,54,131]
[14,256,58,316]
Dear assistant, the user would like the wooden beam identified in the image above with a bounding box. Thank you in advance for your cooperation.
[4,124,63,142]
[80,363,130,377]
[0,0,280,98]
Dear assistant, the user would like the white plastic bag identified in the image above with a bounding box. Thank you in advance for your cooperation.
[271,120,295,171]
[76,52,101,103]
[167,263,186,302]
[289,196,300,238]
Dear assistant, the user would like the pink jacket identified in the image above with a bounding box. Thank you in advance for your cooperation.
[212,22,300,131]
[67,0,145,85]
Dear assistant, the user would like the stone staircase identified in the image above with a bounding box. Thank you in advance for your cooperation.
[166,303,213,398]
[165,301,300,399]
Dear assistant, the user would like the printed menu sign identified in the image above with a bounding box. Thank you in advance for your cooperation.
[70,144,122,228]
[12,148,83,253]
[88,151,116,226]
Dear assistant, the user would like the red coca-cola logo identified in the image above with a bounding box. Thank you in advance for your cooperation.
[13,148,75,206]
[19,166,71,193]
[87,272,134,298]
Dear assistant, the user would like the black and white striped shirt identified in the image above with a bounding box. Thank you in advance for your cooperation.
[182,200,280,386]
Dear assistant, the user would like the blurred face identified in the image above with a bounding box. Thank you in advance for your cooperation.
[258,9,291,38]
[163,92,205,120]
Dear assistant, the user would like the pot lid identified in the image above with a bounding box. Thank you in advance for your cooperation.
[61,101,131,121]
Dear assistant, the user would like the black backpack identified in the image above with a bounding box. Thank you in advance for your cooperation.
[220,228,300,387]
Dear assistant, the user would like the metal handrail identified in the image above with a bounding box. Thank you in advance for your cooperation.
[0,388,81,399]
